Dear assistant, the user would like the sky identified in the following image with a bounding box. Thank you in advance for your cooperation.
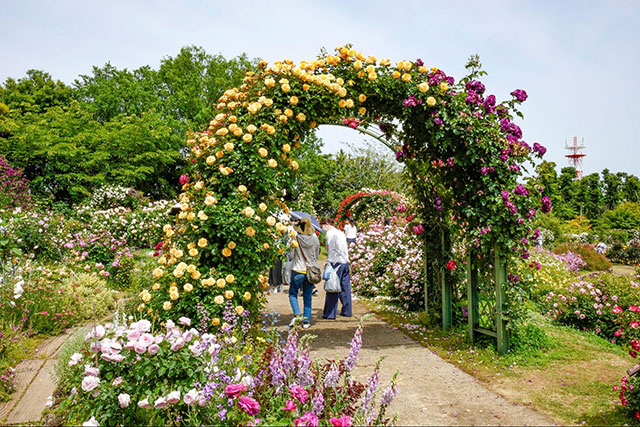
[1,0,639,177]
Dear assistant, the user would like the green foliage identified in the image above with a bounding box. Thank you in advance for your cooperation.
[509,322,553,354]
[600,202,640,230]
[53,326,90,394]
[553,243,612,271]
[62,273,117,321]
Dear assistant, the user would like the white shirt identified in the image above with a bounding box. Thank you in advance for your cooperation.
[325,227,349,263]
[344,224,357,239]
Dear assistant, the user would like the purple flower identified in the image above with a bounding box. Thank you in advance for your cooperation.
[466,80,486,94]
[540,196,552,213]
[510,89,528,102]
[415,58,424,66]
[433,117,443,126]
[533,142,547,156]
[481,166,489,175]
[345,325,363,371]
[513,184,529,196]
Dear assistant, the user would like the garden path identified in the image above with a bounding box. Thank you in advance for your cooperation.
[0,331,71,425]
[266,284,560,426]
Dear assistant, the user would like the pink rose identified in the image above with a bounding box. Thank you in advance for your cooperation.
[289,385,308,403]
[118,393,130,408]
[137,319,151,332]
[284,399,297,412]
[138,398,152,409]
[134,342,147,354]
[330,416,352,427]
[179,317,191,326]
[238,396,260,415]
[166,391,180,404]
[81,375,100,392]
[154,397,167,409]
[170,338,185,351]
[147,344,160,355]
[139,333,155,347]
[183,389,198,405]
[127,329,141,341]
[295,411,319,427]
[84,366,99,377]
[224,383,247,397]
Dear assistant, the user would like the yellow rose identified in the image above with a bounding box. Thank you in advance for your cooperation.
[141,290,151,302]
[222,247,232,257]
[215,127,228,136]
[238,185,247,193]
[259,202,267,212]
[152,267,165,279]
[235,306,244,315]
[263,243,270,250]
[163,301,172,310]
[198,238,208,248]
[392,71,401,79]
[291,160,299,170]
[265,78,275,87]
[418,82,429,93]
[353,60,362,69]
[170,291,179,301]
[224,142,234,151]
[189,248,198,257]
[197,211,207,221]
[243,207,255,217]
[214,295,224,305]
[258,148,268,157]
[225,274,235,284]
[174,249,184,258]
[289,96,298,105]
[419,65,428,73]
[281,84,290,93]
[268,159,277,168]
[440,82,448,91]
[242,134,253,143]
[303,83,310,90]
[243,292,251,301]
[368,72,377,81]
[216,278,226,288]
[211,318,220,326]
[345,99,354,108]
[186,264,196,274]
[358,94,367,102]
[266,216,276,226]
[427,96,436,107]
[247,124,257,133]
[163,224,172,233]
[158,256,167,265]
[245,226,256,237]
[359,107,366,115]
[206,155,216,165]
[205,196,216,206]
[152,283,160,291]
[401,73,412,82]
[284,108,293,118]
[296,113,306,122]
[228,241,236,249]
[279,114,287,123]
[216,150,224,158]
[225,290,234,299]
[184,283,193,292]
[338,99,346,108]
[172,268,184,278]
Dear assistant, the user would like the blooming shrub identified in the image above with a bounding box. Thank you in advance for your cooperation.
[351,220,424,310]
[0,156,32,211]
[78,185,146,213]
[55,310,397,426]
[555,251,587,273]
[0,367,17,402]
[613,305,640,424]
[554,243,611,271]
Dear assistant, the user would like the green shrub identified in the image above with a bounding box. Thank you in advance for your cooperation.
[510,322,553,354]
[554,243,611,271]
[62,273,117,322]
[108,256,135,290]
[53,325,90,395]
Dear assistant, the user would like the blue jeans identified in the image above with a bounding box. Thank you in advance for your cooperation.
[289,271,313,323]
[322,263,352,319]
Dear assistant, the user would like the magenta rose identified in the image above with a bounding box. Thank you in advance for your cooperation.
[224,383,247,398]
[289,385,308,403]
[330,416,352,426]
[238,396,260,415]
[294,411,319,427]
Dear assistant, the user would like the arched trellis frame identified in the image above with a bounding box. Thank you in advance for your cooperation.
[144,46,549,354]
[334,189,408,229]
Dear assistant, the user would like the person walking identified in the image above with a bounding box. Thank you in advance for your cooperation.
[320,217,352,319]
[344,217,357,246]
[289,217,320,329]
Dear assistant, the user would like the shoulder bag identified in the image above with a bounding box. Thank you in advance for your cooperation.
[297,238,322,284]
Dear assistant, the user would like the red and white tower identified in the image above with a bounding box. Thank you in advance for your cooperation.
[565,136,586,180]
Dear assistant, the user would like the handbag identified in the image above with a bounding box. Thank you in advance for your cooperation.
[297,238,322,284]
[323,263,341,293]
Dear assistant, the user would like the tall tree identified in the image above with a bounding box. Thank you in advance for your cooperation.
[556,167,579,219]
[602,168,624,210]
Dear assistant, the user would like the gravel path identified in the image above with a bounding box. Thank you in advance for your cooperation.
[266,285,560,426]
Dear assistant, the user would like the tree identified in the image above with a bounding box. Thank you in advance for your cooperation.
[575,172,602,218]
[602,168,624,210]
[600,202,640,230]
[623,174,640,203]
[557,167,579,219]
[0,70,72,114]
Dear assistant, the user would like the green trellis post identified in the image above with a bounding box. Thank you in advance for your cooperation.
[494,251,510,354]
[440,229,452,331]
[466,249,510,355]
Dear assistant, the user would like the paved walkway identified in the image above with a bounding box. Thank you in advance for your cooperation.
[0,331,71,425]
[267,285,560,426]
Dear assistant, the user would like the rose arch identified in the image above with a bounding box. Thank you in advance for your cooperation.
[143,46,548,353]
[334,190,409,229]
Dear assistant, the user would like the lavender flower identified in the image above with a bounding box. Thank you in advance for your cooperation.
[344,325,363,371]
[324,362,340,388]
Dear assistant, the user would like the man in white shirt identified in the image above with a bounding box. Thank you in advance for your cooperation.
[320,217,352,319]
[344,217,357,245]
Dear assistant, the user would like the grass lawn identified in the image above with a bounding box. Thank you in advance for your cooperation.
[362,299,632,426]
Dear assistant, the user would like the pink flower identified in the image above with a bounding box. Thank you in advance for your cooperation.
[118,393,130,408]
[84,366,99,377]
[166,391,181,404]
[295,411,319,427]
[224,383,247,397]
[147,344,160,355]
[179,317,191,326]
[81,376,100,392]
[631,321,640,329]
[137,319,152,332]
[138,398,152,409]
[154,397,167,409]
[446,260,456,270]
[139,333,155,347]
[68,353,83,366]
[133,342,147,354]
[330,416,352,427]
[238,396,260,415]
[290,385,308,403]
[284,399,297,412]
[183,389,198,405]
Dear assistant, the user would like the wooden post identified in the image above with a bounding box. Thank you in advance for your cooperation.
[466,253,479,344]
[441,229,452,331]
[494,251,510,355]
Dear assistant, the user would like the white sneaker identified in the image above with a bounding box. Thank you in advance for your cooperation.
[302,323,310,329]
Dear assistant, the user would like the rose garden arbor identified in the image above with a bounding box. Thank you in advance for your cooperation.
[146,46,548,354]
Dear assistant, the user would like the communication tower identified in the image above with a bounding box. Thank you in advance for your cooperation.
[565,136,586,180]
